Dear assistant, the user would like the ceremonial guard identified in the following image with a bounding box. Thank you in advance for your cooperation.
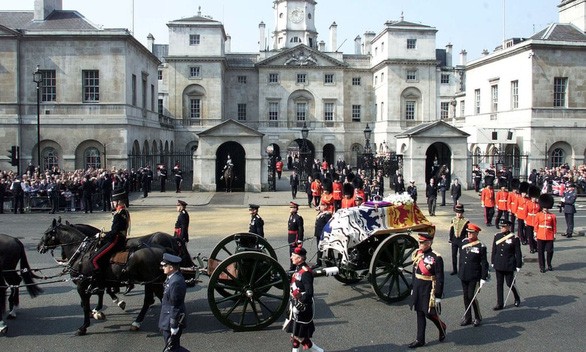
[173,163,183,193]
[341,182,356,208]
[494,185,509,227]
[290,170,300,199]
[408,233,446,349]
[158,253,187,352]
[561,183,577,238]
[285,246,323,352]
[332,177,343,211]
[525,185,542,253]
[516,182,530,245]
[480,184,495,226]
[472,165,482,192]
[448,204,469,275]
[536,194,557,272]
[174,200,190,244]
[490,220,522,310]
[288,202,305,270]
[407,180,418,203]
[314,202,332,266]
[248,204,264,237]
[159,165,168,192]
[508,179,521,232]
[310,177,323,208]
[458,223,489,327]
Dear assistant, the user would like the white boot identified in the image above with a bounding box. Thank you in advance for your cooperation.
[292,348,299,352]
[308,343,324,352]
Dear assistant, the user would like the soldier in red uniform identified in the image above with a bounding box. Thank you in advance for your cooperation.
[310,178,323,208]
[480,184,495,226]
[408,232,446,349]
[525,185,541,254]
[332,177,343,211]
[535,194,557,273]
[516,182,530,245]
[508,179,521,232]
[494,185,509,228]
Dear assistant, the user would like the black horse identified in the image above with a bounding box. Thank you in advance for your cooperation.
[0,233,43,334]
[223,163,234,192]
[38,221,196,335]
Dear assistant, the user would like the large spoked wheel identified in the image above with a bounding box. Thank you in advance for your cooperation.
[321,249,362,284]
[207,252,290,331]
[368,234,418,303]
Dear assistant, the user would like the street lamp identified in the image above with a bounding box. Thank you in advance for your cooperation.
[32,65,43,170]
[299,122,309,182]
[363,123,373,178]
[266,144,276,191]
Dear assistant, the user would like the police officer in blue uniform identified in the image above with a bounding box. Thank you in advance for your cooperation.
[159,253,187,352]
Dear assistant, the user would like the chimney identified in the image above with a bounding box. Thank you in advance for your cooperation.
[319,40,326,51]
[147,33,155,52]
[363,31,376,55]
[329,22,338,52]
[259,21,266,51]
[445,43,453,67]
[459,50,467,65]
[354,35,362,54]
[226,35,231,53]
[34,0,62,21]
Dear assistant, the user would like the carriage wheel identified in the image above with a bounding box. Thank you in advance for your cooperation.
[320,249,362,284]
[207,252,289,331]
[368,234,417,303]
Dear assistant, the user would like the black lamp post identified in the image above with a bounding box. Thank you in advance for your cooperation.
[32,65,43,170]
[300,122,309,182]
[267,144,276,191]
[363,123,373,178]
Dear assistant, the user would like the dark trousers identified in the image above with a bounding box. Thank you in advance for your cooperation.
[525,225,536,252]
[474,179,481,192]
[175,177,182,192]
[484,206,495,225]
[427,197,437,215]
[564,212,575,235]
[461,279,482,322]
[537,239,554,270]
[13,195,24,214]
[83,195,93,213]
[495,270,520,307]
[450,243,459,273]
[160,177,167,192]
[143,183,149,198]
[415,309,444,343]
[102,193,111,211]
[440,190,446,205]
[495,209,509,227]
[291,185,298,199]
[162,328,183,352]
[517,219,526,243]
[509,212,516,232]
[50,194,59,213]
[307,193,313,207]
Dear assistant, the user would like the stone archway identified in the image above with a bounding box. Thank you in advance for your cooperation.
[425,142,451,182]
[216,141,246,191]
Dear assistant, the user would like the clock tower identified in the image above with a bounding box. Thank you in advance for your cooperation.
[272,0,318,50]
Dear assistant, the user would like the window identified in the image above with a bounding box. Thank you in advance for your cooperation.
[324,74,334,84]
[380,102,384,120]
[553,77,567,107]
[407,39,417,49]
[42,147,59,171]
[82,70,99,102]
[296,102,306,121]
[405,101,415,120]
[441,74,450,84]
[324,102,334,121]
[41,70,56,102]
[440,102,449,119]
[290,37,301,43]
[131,74,137,106]
[84,147,101,169]
[268,102,279,121]
[406,70,417,81]
[474,89,481,114]
[460,100,465,116]
[142,74,147,113]
[381,42,384,54]
[237,76,247,84]
[158,98,163,114]
[351,105,361,122]
[375,47,378,56]
[158,70,162,80]
[237,103,247,121]
[189,34,200,45]
[189,66,201,78]
[269,73,279,83]
[550,148,565,167]
[190,98,201,119]
[151,84,155,111]
[374,75,378,85]
[511,80,519,109]
[381,72,385,83]
[352,77,361,86]
[297,73,306,84]
[491,84,498,112]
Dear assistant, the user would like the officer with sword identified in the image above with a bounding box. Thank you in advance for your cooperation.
[490,219,522,310]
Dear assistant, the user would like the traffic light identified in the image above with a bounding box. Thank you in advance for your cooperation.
[7,145,19,166]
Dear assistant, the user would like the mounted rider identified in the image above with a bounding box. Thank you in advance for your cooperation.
[223,154,234,171]
[88,189,130,293]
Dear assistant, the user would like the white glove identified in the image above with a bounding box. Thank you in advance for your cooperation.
[292,306,300,315]
[95,232,101,239]
[434,298,442,307]
[516,267,521,272]
[480,279,487,288]
[170,327,179,335]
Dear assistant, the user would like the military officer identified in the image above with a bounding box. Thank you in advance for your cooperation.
[174,200,190,244]
[248,203,265,237]
[536,194,557,272]
[313,202,332,267]
[448,204,469,275]
[490,220,522,310]
[158,253,187,352]
[408,232,446,349]
[458,223,489,327]
[561,183,576,238]
[288,202,305,270]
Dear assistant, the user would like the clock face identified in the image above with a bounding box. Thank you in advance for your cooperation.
[291,8,304,23]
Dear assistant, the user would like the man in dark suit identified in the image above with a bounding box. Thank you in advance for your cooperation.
[426,178,438,216]
[159,253,187,352]
[490,220,522,310]
[561,183,577,238]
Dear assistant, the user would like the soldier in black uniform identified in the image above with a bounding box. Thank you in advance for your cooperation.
[490,220,522,310]
[248,204,264,237]
[458,223,489,327]
[472,165,482,192]
[408,232,446,349]
[313,202,332,267]
[448,204,469,275]
[159,165,168,192]
[288,202,304,270]
[174,200,189,244]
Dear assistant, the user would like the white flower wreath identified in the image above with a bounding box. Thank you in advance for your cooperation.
[382,192,414,206]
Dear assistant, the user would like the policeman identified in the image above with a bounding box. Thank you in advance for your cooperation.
[458,223,489,327]
[285,246,323,352]
[158,253,187,352]
[448,204,469,275]
[490,220,522,310]
[288,202,305,270]
[174,200,190,243]
[536,194,557,272]
[248,204,264,237]
[408,232,446,349]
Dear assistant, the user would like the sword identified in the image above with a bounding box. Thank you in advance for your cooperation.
[504,272,519,307]
[462,284,483,321]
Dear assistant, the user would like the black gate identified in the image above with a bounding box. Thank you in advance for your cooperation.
[470,152,529,181]
[127,152,193,191]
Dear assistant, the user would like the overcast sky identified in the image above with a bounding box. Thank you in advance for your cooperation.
[1,0,560,60]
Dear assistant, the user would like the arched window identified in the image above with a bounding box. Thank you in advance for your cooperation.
[42,147,59,171]
[473,147,481,166]
[84,147,101,169]
[550,148,565,168]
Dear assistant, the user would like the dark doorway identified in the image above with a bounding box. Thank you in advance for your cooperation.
[216,142,246,192]
[425,142,451,183]
[323,144,335,167]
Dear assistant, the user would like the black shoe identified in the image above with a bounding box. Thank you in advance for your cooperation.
[540,268,547,273]
[408,340,425,349]
[450,271,457,276]
[439,322,447,342]
[124,283,135,295]
[522,241,528,245]
[567,234,573,238]
[473,319,481,327]
[493,305,503,311]
[486,223,493,227]
[514,300,521,307]
[548,266,553,271]
[460,319,472,326]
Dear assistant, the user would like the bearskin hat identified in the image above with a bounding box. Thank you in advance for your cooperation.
[322,178,333,193]
[538,193,554,209]
[528,185,541,199]
[519,181,530,194]
[343,182,355,196]
[511,178,520,190]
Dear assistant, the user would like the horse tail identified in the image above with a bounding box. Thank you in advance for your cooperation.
[17,240,43,298]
